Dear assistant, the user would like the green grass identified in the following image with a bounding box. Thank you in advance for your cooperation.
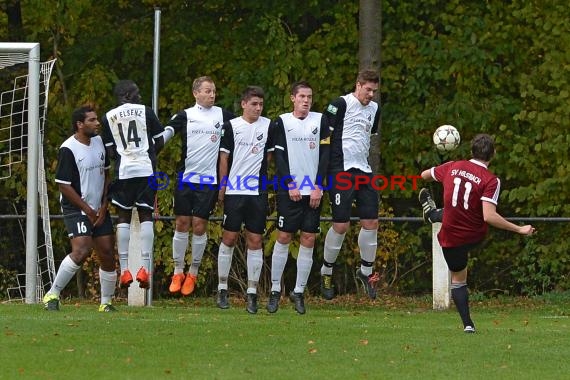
[1,294,568,379]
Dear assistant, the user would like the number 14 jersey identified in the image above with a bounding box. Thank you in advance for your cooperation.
[101,103,164,179]
[431,159,500,247]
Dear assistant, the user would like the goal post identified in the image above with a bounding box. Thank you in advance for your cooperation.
[0,42,40,304]
[1,43,56,304]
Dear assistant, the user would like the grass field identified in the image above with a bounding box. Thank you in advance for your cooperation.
[1,293,568,380]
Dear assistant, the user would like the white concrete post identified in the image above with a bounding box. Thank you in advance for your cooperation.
[432,222,450,310]
[127,209,147,306]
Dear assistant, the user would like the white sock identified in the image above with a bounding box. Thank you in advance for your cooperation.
[140,221,154,271]
[358,228,377,276]
[49,255,80,296]
[172,230,189,274]
[116,223,130,272]
[247,248,263,294]
[294,245,313,294]
[270,242,289,292]
[217,242,234,291]
[321,227,345,275]
[189,233,207,276]
[99,269,117,305]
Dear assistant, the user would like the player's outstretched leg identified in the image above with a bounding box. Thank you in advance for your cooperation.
[418,188,443,223]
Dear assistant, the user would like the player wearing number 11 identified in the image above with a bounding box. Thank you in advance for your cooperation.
[101,80,165,290]
[419,133,535,333]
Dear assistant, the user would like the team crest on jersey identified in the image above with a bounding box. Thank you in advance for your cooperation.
[309,142,316,150]
[214,121,221,129]
[211,135,218,142]
[311,126,318,135]
[256,132,264,141]
[327,104,338,115]
[100,152,104,161]
[251,146,259,154]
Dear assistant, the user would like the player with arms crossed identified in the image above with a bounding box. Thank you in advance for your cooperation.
[419,133,535,333]
[43,106,117,312]
[319,69,381,300]
[216,86,274,314]
[163,76,235,296]
[101,80,165,290]
[267,81,330,314]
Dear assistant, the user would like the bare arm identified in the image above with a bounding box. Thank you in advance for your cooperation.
[482,201,535,235]
[218,151,229,203]
[421,169,434,182]
[93,169,111,227]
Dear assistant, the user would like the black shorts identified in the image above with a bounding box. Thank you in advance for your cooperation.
[63,212,114,238]
[328,170,379,222]
[276,192,321,233]
[442,241,482,272]
[174,183,218,219]
[223,194,268,234]
[108,177,155,211]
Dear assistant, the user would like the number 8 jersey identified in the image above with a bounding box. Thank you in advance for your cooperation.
[431,159,500,247]
[101,103,164,179]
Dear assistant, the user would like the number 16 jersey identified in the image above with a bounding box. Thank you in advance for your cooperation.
[101,103,164,179]
[431,159,500,247]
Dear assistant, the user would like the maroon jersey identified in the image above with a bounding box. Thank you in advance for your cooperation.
[431,159,500,247]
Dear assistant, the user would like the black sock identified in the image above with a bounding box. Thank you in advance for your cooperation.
[451,284,474,328]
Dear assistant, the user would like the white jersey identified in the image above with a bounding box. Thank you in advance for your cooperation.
[55,135,109,215]
[166,104,233,184]
[101,103,164,179]
[220,116,274,195]
[274,112,325,195]
[325,93,380,173]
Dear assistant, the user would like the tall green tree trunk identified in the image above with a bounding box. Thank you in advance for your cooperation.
[359,0,382,172]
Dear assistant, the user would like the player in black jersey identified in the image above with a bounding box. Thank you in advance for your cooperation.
[43,106,118,312]
[319,70,381,300]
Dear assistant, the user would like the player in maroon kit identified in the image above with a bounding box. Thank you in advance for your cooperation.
[419,133,535,333]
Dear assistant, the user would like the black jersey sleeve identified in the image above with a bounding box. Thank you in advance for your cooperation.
[220,121,234,154]
[371,105,381,135]
[145,106,165,139]
[100,116,114,147]
[55,147,78,185]
[323,97,347,133]
[272,117,292,184]
[222,109,236,122]
[166,111,187,135]
[316,114,331,187]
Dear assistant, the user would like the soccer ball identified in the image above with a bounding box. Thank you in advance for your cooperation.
[433,125,460,152]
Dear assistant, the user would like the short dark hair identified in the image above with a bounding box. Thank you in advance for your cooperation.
[356,69,379,85]
[71,105,95,132]
[241,86,264,102]
[471,133,495,161]
[113,79,139,104]
[290,81,312,96]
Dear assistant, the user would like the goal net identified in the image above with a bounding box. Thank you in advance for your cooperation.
[0,43,56,303]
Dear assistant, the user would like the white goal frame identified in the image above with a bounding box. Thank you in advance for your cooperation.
[0,42,40,303]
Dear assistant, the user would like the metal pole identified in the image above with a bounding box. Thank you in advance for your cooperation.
[148,7,161,306]
[25,43,40,304]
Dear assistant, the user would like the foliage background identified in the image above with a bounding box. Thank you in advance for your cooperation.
[0,0,568,299]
